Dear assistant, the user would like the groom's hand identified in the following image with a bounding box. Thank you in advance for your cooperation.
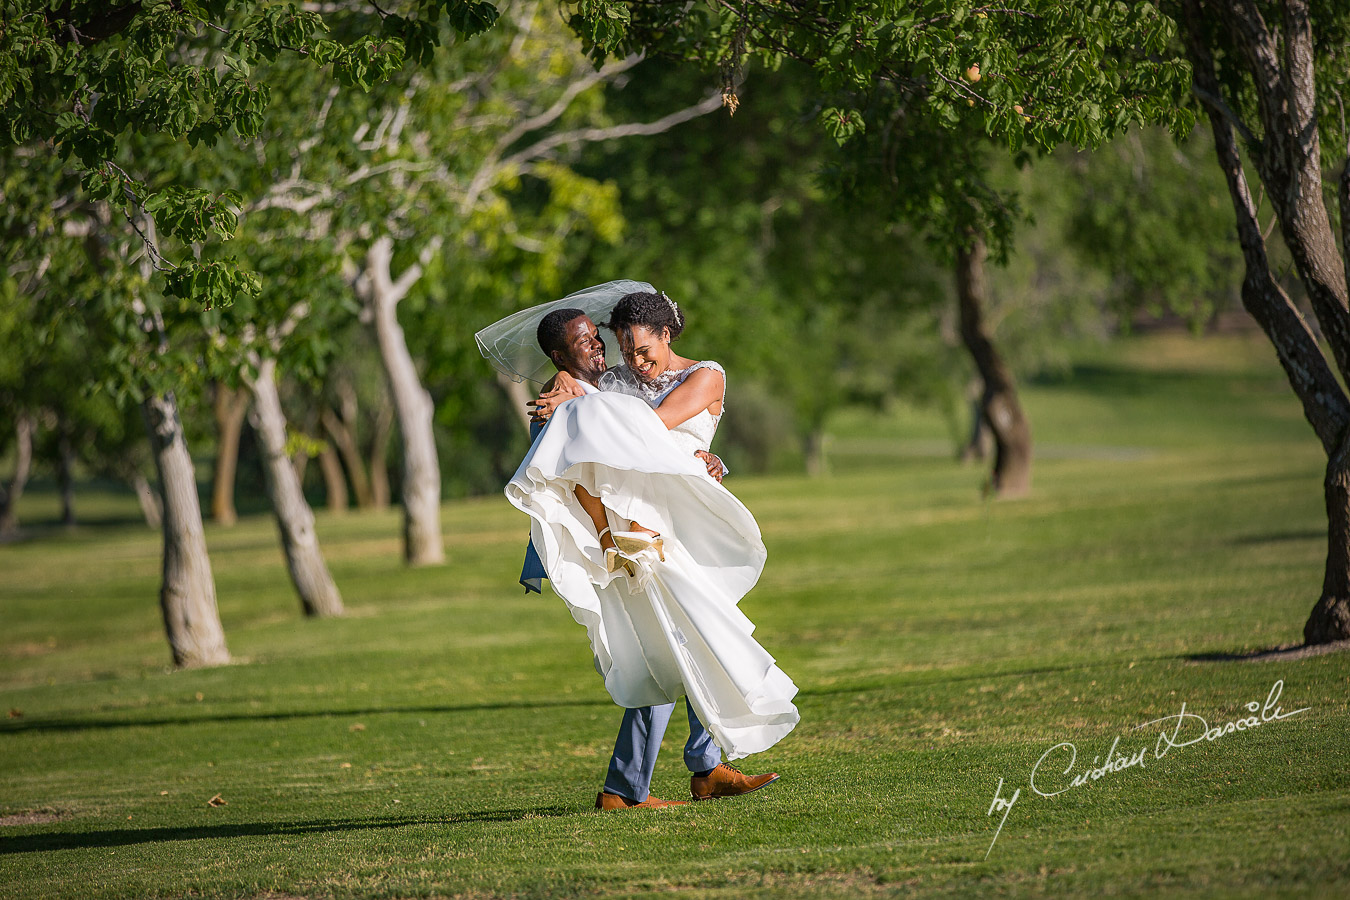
[530,371,586,424]
[695,450,726,482]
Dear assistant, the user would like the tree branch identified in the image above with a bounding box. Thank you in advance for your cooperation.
[477,89,726,209]
[264,302,311,351]
[1190,83,1259,148]
[459,53,644,211]
[363,235,422,308]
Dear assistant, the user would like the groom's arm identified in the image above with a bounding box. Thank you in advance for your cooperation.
[530,370,586,425]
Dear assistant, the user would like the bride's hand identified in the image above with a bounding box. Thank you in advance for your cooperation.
[695,450,726,482]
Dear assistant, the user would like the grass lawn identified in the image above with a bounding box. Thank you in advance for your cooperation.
[2,331,1347,898]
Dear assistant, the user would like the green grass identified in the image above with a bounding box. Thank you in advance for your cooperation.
[2,331,1348,899]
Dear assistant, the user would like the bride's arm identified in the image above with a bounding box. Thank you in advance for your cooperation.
[652,366,724,430]
[530,370,586,424]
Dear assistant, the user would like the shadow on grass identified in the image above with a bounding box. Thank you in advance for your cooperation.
[1185,639,1350,663]
[0,697,618,735]
[1,662,1125,737]
[1230,528,1325,545]
[3,658,1163,738]
[0,807,581,855]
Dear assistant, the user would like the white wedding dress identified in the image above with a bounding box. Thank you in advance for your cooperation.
[505,362,799,759]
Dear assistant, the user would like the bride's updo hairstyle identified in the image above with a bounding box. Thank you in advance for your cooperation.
[605,291,685,341]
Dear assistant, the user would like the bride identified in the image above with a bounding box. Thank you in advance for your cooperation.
[488,286,799,762]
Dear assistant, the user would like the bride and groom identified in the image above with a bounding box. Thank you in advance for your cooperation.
[478,281,799,810]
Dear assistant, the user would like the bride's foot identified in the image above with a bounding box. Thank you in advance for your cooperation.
[612,528,665,563]
[605,546,639,577]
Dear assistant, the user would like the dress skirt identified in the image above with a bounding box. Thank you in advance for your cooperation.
[505,391,799,759]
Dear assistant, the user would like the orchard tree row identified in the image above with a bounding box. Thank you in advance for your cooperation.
[4,0,1346,666]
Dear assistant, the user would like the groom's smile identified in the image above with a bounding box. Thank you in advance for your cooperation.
[559,314,608,384]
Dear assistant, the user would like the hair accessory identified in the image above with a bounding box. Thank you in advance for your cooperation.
[660,290,682,327]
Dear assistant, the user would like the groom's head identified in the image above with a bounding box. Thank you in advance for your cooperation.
[537,308,607,385]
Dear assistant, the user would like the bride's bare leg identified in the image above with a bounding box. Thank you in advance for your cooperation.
[573,486,658,543]
[573,486,616,550]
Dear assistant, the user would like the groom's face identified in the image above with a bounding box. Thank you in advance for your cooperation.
[557,315,608,384]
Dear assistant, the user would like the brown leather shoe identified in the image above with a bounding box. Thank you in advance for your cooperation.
[594,790,687,811]
[690,762,780,801]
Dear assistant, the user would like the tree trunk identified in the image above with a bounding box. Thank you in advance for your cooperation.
[318,444,349,514]
[292,446,310,485]
[0,411,35,539]
[1226,0,1350,384]
[130,471,162,529]
[57,431,76,527]
[955,234,1032,498]
[244,357,345,618]
[1307,429,1350,643]
[1183,0,1350,643]
[497,370,535,434]
[369,399,393,510]
[804,427,828,477]
[210,382,250,527]
[361,237,444,565]
[321,381,373,507]
[960,385,994,463]
[141,392,230,668]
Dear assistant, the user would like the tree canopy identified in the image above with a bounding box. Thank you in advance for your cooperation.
[2,0,501,307]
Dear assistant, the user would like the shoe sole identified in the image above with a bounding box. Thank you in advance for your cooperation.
[691,772,780,801]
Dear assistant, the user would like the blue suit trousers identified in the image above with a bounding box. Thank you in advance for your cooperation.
[604,699,722,802]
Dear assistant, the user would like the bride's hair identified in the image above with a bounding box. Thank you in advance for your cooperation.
[536,307,586,359]
[605,291,685,341]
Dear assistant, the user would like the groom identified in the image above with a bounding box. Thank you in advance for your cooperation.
[521,307,780,811]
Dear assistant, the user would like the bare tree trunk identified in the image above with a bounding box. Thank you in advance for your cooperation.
[142,392,230,668]
[359,237,444,565]
[370,400,393,510]
[292,446,310,484]
[210,383,250,527]
[959,384,994,463]
[955,234,1032,498]
[321,378,373,507]
[0,412,35,539]
[1308,429,1350,642]
[244,356,345,618]
[57,431,76,527]
[804,427,828,477]
[318,444,349,514]
[130,471,162,529]
[497,371,535,434]
[1183,0,1350,644]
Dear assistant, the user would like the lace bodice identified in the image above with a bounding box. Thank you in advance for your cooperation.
[603,360,725,455]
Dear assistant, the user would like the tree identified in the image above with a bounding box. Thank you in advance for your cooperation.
[1174,0,1350,643]
[0,127,235,665]
[1061,126,1245,328]
[570,64,962,475]
[209,381,250,525]
[825,97,1040,495]
[246,3,717,562]
[242,340,345,617]
[1,0,501,311]
[570,1,1194,496]
[2,1,512,665]
[0,413,34,539]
